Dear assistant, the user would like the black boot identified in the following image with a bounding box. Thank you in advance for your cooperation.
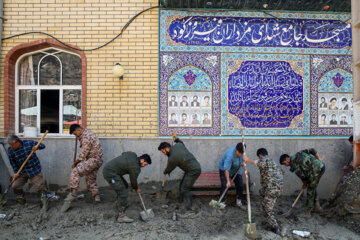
[272,226,281,235]
[40,191,51,211]
[178,193,184,203]
[184,195,193,211]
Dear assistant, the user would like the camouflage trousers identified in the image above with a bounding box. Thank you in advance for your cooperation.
[260,188,280,229]
[306,167,325,208]
[69,158,102,196]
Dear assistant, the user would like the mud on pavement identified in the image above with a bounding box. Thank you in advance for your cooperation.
[0,180,359,240]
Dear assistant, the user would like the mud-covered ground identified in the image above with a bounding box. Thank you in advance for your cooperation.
[0,181,359,240]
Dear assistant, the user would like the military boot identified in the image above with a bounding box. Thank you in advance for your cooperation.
[61,193,77,213]
[178,193,184,203]
[300,208,312,218]
[314,201,323,213]
[184,195,193,211]
[16,193,26,205]
[94,194,101,204]
[272,226,281,235]
[117,211,134,223]
[40,191,50,211]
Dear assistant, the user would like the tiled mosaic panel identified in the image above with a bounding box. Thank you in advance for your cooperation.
[221,53,310,136]
[159,10,353,136]
[311,55,353,136]
[159,52,221,136]
[167,16,351,49]
[160,10,351,55]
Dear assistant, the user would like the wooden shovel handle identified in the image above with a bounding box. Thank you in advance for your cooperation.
[244,162,252,223]
[242,127,252,223]
[11,130,48,184]
[161,133,175,187]
[162,174,166,188]
[292,188,305,208]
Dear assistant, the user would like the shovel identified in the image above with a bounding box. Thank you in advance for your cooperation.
[282,188,305,217]
[0,131,48,205]
[156,134,175,199]
[156,174,168,199]
[138,192,154,221]
[209,167,241,209]
[243,162,256,239]
[241,128,256,239]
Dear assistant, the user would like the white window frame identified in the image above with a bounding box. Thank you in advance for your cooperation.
[15,48,82,137]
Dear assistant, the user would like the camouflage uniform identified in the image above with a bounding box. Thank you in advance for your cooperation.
[257,156,283,229]
[289,149,325,208]
[69,129,103,196]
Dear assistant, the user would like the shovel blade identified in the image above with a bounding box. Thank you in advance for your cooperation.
[244,223,256,239]
[146,209,155,218]
[209,199,226,209]
[140,209,154,221]
[156,191,168,199]
[282,209,293,218]
[140,211,149,221]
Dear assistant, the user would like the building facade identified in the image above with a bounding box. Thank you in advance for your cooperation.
[0,0,355,197]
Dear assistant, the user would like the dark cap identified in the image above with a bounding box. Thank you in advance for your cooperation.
[70,124,82,134]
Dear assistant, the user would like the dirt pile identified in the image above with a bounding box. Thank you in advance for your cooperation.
[325,167,360,234]
[0,181,359,240]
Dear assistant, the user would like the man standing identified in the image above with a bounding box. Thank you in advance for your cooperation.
[280,148,325,217]
[218,143,246,209]
[158,131,201,210]
[103,152,152,223]
[243,148,283,235]
[7,135,49,206]
[61,124,104,212]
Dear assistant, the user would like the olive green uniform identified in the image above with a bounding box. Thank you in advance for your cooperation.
[164,138,201,201]
[103,152,141,210]
[289,149,325,208]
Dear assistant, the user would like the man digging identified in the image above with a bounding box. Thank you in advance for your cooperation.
[102,152,152,223]
[7,135,50,208]
[61,124,104,212]
[158,131,201,211]
[243,148,283,235]
[280,148,325,218]
[218,142,246,209]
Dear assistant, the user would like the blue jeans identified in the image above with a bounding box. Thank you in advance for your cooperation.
[219,169,243,202]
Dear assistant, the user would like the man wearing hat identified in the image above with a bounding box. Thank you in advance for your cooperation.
[61,124,104,212]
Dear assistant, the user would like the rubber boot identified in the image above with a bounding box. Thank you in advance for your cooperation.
[61,193,76,213]
[117,211,134,223]
[314,201,323,213]
[300,208,312,218]
[15,193,26,205]
[272,226,281,235]
[184,195,193,211]
[178,193,184,203]
[40,191,50,211]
